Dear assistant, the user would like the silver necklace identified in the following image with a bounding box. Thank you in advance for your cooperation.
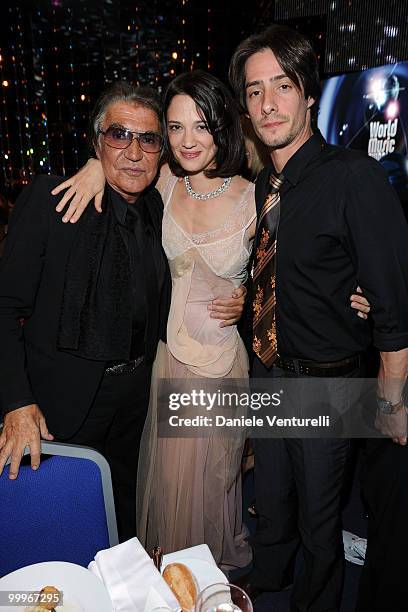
[184,175,232,201]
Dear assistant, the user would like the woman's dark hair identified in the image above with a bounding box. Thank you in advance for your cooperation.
[229,24,321,128]
[89,81,162,148]
[163,70,245,179]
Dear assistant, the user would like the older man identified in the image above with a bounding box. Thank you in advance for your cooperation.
[0,83,170,540]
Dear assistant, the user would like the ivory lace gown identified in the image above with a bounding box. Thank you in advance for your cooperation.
[137,173,256,567]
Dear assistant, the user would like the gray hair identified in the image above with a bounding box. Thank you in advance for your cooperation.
[89,81,162,147]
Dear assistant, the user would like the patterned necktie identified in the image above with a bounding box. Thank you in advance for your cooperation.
[252,172,285,368]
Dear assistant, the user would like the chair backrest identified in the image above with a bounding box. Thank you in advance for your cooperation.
[0,441,118,577]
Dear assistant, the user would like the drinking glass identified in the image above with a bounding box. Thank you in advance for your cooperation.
[194,582,253,612]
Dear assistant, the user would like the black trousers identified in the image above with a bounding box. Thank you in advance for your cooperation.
[250,358,362,612]
[356,439,408,612]
[64,362,152,542]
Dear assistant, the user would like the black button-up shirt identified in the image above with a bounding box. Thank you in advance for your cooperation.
[112,190,147,359]
[255,131,408,361]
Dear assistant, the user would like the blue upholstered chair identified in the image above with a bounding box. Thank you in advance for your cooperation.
[0,441,118,577]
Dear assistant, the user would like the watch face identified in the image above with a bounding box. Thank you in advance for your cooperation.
[376,397,394,414]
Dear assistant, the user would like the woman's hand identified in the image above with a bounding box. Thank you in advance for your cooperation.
[208,285,247,328]
[52,158,106,223]
[350,286,371,319]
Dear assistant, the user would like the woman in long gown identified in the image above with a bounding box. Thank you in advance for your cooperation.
[137,72,256,567]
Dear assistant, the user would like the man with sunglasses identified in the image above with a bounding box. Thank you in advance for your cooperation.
[0,83,185,540]
[0,81,244,541]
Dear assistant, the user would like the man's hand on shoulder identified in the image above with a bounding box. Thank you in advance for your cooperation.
[0,404,54,479]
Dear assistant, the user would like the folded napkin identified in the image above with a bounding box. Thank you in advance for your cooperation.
[88,537,180,612]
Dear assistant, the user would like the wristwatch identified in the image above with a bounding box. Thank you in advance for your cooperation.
[376,396,404,414]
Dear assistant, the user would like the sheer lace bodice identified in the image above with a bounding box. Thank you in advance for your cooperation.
[162,173,256,285]
[161,173,256,377]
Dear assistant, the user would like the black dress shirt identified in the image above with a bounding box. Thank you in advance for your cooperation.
[110,187,169,364]
[255,131,408,361]
[111,190,147,359]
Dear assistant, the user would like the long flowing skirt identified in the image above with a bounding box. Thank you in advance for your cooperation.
[136,340,252,568]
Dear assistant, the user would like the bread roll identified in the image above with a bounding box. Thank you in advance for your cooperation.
[163,562,198,611]
[39,586,61,611]
[24,585,60,612]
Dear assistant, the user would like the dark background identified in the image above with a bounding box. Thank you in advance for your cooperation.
[1,0,408,198]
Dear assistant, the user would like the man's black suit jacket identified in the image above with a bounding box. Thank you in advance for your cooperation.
[0,175,170,439]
